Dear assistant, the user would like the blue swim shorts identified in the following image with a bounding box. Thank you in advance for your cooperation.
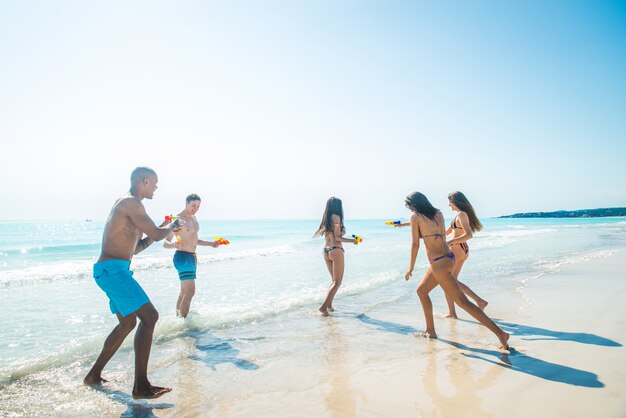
[173,250,197,281]
[93,259,150,317]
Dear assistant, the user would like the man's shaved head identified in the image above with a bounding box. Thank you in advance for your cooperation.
[130,166,157,186]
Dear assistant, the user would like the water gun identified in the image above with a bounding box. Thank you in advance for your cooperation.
[385,220,402,226]
[165,214,183,228]
[215,237,230,245]
[175,235,182,247]
[352,234,363,244]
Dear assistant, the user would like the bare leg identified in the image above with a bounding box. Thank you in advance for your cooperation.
[132,302,172,399]
[323,253,335,311]
[416,269,440,338]
[177,280,196,318]
[176,287,183,316]
[458,281,488,311]
[433,262,509,349]
[319,249,344,314]
[84,313,137,385]
[444,250,465,319]
[444,247,488,317]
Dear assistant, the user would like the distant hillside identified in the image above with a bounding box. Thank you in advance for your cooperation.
[499,207,626,218]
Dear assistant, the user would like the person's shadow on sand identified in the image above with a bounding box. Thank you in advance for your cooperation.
[354,313,418,335]
[456,318,621,347]
[493,320,622,347]
[353,313,604,388]
[438,338,604,388]
[187,330,260,371]
[91,386,174,418]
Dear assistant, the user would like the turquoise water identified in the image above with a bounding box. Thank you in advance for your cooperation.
[1,217,625,412]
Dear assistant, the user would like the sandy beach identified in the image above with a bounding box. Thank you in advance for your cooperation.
[185,249,626,418]
[56,250,626,416]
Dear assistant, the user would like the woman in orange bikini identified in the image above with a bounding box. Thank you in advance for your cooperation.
[314,197,358,316]
[403,192,509,349]
[444,191,488,318]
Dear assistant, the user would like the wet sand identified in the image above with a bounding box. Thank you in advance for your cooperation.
[2,251,625,417]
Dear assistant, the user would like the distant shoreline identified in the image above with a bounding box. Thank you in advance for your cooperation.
[498,207,626,218]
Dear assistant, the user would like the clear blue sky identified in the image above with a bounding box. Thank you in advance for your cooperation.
[1,1,624,220]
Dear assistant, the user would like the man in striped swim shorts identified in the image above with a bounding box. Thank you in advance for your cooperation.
[164,194,224,318]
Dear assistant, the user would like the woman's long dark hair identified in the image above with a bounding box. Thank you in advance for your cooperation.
[314,197,344,237]
[405,192,439,221]
[448,191,483,232]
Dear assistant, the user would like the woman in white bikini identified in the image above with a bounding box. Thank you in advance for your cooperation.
[444,191,488,318]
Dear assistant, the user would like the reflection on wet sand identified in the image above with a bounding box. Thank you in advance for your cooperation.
[174,341,205,416]
[323,320,357,418]
[420,323,504,417]
[91,385,174,418]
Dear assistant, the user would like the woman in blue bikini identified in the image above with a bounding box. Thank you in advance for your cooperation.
[314,197,358,316]
[404,192,509,349]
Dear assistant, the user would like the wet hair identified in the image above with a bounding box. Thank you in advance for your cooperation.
[130,166,156,186]
[314,197,345,237]
[405,192,439,222]
[448,191,483,232]
[186,193,201,203]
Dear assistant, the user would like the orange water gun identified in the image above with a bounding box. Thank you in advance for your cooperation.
[352,234,363,244]
[175,235,182,247]
[215,237,230,245]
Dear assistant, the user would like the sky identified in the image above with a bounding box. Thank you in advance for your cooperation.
[1,0,625,220]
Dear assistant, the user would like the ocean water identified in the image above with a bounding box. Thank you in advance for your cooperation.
[1,217,625,415]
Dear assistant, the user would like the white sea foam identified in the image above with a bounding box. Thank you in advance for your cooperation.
[469,228,558,250]
[471,237,517,250]
[0,245,296,288]
[533,247,625,272]
[1,266,402,385]
[511,247,626,312]
[483,228,557,238]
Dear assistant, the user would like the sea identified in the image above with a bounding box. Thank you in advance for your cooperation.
[1,217,625,415]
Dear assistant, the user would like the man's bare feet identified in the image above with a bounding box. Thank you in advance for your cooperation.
[83,374,108,385]
[478,300,489,311]
[443,313,458,319]
[319,307,330,316]
[327,306,335,312]
[132,385,172,400]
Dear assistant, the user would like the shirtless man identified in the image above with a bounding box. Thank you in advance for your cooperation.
[164,193,222,318]
[84,167,182,399]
